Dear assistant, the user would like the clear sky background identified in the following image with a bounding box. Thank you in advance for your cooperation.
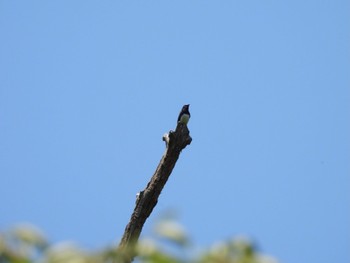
[1,1,349,263]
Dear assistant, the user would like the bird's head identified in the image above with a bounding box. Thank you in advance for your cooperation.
[183,104,190,110]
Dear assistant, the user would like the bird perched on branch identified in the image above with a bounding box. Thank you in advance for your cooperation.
[177,104,190,125]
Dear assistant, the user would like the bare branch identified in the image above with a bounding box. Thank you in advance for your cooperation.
[116,122,192,263]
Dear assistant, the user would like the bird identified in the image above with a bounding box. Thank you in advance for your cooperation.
[177,104,191,125]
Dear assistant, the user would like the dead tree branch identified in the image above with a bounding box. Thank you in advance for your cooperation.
[116,122,192,263]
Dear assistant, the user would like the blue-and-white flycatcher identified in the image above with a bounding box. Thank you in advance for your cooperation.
[177,104,190,125]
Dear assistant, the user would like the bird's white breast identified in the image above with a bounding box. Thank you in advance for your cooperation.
[179,114,190,124]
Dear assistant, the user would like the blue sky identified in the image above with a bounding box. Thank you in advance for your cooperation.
[0,1,349,263]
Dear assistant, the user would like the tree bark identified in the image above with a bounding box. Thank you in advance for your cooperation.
[116,122,192,263]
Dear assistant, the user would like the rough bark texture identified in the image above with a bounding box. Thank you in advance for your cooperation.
[116,122,192,263]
